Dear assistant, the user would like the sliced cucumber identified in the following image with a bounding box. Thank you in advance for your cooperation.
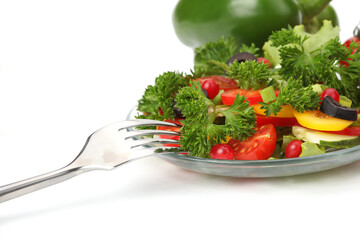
[292,126,360,148]
[319,138,360,148]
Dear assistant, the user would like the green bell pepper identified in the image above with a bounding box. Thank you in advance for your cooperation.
[305,4,339,33]
[172,0,337,49]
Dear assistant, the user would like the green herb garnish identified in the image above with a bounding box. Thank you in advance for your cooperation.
[259,79,321,116]
[136,71,188,121]
[268,21,360,107]
[175,81,256,158]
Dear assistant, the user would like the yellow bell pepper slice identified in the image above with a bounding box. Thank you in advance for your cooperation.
[252,104,295,118]
[293,110,353,131]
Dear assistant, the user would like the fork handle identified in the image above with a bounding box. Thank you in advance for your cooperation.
[0,164,88,203]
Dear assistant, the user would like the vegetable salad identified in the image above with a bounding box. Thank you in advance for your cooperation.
[137,20,360,160]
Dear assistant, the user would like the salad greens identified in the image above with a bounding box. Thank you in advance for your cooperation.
[136,20,360,160]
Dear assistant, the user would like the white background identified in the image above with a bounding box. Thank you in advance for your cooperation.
[0,1,359,239]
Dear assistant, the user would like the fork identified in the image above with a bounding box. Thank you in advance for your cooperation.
[0,119,181,203]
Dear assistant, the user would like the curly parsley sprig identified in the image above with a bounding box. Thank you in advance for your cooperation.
[193,37,238,77]
[207,58,274,90]
[259,79,321,117]
[136,71,189,121]
[227,60,272,90]
[175,81,256,158]
[269,23,360,107]
[239,43,260,57]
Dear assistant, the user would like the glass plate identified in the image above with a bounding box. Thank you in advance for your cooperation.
[127,106,360,178]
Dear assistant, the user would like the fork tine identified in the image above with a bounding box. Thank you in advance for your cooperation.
[122,145,184,163]
[130,138,179,148]
[124,129,181,139]
[118,119,181,131]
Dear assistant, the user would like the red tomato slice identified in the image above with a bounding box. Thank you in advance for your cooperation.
[157,119,182,147]
[317,126,360,136]
[256,115,299,127]
[221,89,280,106]
[227,124,277,160]
[221,89,261,105]
[195,76,238,90]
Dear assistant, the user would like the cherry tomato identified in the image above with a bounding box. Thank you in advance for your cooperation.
[256,115,299,127]
[293,110,353,131]
[257,57,271,68]
[253,104,294,118]
[321,88,340,102]
[221,89,280,106]
[285,139,303,158]
[201,79,220,99]
[343,36,360,49]
[210,144,234,160]
[157,119,182,147]
[341,36,360,67]
[227,124,277,160]
[195,75,238,90]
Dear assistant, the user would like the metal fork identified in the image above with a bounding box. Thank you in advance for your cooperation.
[0,119,181,203]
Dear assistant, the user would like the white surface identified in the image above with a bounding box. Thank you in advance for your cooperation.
[0,1,359,239]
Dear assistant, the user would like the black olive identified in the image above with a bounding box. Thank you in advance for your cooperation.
[172,99,185,119]
[213,116,226,125]
[320,96,357,121]
[226,52,257,66]
[202,88,209,98]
